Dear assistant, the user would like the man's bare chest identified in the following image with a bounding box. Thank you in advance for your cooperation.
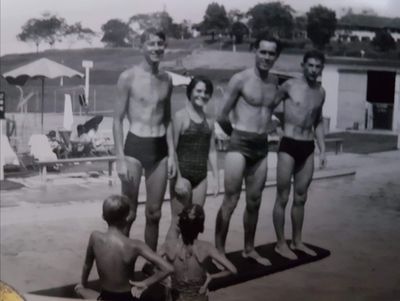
[241,80,277,107]
[130,78,169,105]
[286,85,323,112]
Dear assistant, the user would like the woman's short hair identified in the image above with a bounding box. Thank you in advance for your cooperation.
[186,76,214,100]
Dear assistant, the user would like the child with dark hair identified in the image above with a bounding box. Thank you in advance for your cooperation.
[160,204,237,301]
[75,195,173,301]
[166,76,220,241]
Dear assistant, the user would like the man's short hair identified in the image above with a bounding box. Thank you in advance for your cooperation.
[186,76,214,100]
[102,195,130,226]
[140,28,166,44]
[254,30,282,55]
[303,50,325,65]
[178,204,205,245]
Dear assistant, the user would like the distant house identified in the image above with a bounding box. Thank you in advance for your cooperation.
[333,23,400,43]
[322,57,400,132]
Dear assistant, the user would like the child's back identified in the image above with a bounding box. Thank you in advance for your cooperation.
[163,239,209,301]
[91,230,139,292]
[76,195,173,301]
[161,205,237,301]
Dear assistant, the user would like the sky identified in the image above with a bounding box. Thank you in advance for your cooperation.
[1,0,399,55]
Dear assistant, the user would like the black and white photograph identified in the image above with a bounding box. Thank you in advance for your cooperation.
[1,0,400,300]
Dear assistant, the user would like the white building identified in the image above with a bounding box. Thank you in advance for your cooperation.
[322,57,400,133]
[334,24,400,43]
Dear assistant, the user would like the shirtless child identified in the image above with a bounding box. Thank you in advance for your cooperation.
[272,50,327,259]
[161,204,237,301]
[75,195,173,301]
[166,76,219,240]
[113,28,176,249]
[214,32,282,265]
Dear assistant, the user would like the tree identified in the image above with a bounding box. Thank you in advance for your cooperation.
[293,15,307,39]
[371,29,396,51]
[228,9,244,23]
[307,5,337,49]
[17,13,66,52]
[179,19,193,39]
[231,22,249,44]
[128,11,181,44]
[101,19,133,47]
[201,2,229,41]
[64,22,96,47]
[17,18,44,53]
[247,2,294,38]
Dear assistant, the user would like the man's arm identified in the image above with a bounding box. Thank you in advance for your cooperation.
[80,233,95,287]
[172,110,186,180]
[113,72,130,177]
[164,77,177,178]
[208,122,219,196]
[314,90,326,168]
[217,73,242,122]
[271,80,289,111]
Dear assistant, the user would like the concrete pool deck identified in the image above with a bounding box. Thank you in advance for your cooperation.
[1,151,400,300]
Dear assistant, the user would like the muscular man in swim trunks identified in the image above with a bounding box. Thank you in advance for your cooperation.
[214,32,282,265]
[272,50,327,259]
[113,28,176,250]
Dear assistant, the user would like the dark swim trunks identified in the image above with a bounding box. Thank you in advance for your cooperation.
[228,129,269,164]
[98,290,139,301]
[278,136,315,167]
[177,119,211,188]
[124,131,168,171]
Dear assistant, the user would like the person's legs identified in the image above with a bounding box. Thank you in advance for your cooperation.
[192,178,208,207]
[242,156,270,265]
[273,152,297,259]
[144,157,168,251]
[166,177,192,241]
[215,152,246,253]
[121,156,143,236]
[290,153,316,256]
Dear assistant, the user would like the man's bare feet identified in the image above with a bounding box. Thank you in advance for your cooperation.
[242,250,271,266]
[274,243,298,260]
[290,242,317,256]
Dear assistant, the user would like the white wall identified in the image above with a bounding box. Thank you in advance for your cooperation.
[321,66,339,131]
[337,71,368,130]
[395,74,400,148]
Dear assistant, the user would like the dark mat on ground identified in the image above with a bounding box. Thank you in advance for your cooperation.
[0,179,25,190]
[30,242,330,300]
[207,241,330,290]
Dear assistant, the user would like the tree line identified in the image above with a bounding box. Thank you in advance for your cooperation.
[17,2,397,53]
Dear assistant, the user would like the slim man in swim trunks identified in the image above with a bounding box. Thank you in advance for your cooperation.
[214,32,282,266]
[272,50,327,259]
[166,76,219,240]
[74,195,173,301]
[113,28,176,249]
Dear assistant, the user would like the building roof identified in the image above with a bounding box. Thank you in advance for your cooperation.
[326,56,400,71]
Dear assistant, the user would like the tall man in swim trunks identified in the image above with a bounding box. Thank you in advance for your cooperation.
[214,32,282,265]
[272,50,327,259]
[113,28,176,250]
